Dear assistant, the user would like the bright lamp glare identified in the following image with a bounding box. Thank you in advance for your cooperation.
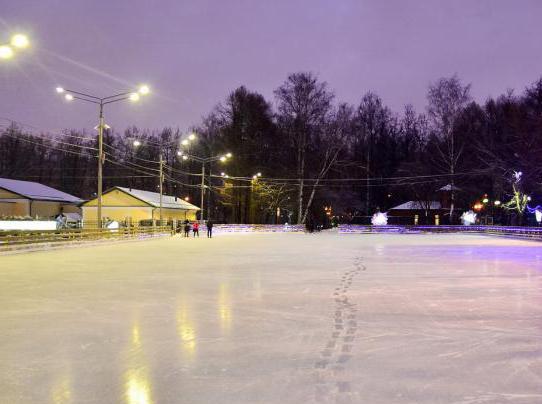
[56,87,65,93]
[177,151,183,156]
[11,34,29,49]
[220,156,227,162]
[0,45,14,59]
[182,155,188,160]
[133,140,141,147]
[64,94,74,101]
[129,93,140,102]
[188,133,196,141]
[181,139,189,146]
[138,85,150,95]
[257,172,262,177]
[226,152,232,158]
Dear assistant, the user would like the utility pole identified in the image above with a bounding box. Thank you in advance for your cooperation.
[97,101,104,228]
[159,153,164,224]
[200,162,205,221]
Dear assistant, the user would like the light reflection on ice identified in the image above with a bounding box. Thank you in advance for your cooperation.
[218,282,232,334]
[124,321,152,404]
[176,302,197,358]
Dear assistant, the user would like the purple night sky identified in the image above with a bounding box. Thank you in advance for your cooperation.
[1,0,542,134]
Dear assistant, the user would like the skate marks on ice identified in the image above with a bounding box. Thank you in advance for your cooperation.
[314,256,365,403]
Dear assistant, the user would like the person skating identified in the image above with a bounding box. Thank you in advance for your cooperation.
[184,220,191,237]
[192,221,199,237]
[206,219,213,238]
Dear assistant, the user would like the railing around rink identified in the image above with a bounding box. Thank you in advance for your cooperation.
[212,224,305,234]
[337,224,542,240]
[0,223,175,253]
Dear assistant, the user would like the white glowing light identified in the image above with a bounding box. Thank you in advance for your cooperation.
[64,94,74,101]
[56,87,65,93]
[182,155,188,160]
[371,212,388,226]
[181,139,189,146]
[133,140,141,147]
[11,34,29,49]
[257,172,262,177]
[226,153,232,158]
[138,85,150,95]
[177,151,183,156]
[461,210,477,225]
[188,133,196,141]
[220,156,227,162]
[129,93,140,102]
[536,210,542,223]
[0,45,14,59]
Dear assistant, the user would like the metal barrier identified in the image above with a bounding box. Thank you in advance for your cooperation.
[213,224,305,233]
[0,225,174,253]
[337,224,542,240]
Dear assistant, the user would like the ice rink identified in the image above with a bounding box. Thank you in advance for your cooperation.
[1,232,542,403]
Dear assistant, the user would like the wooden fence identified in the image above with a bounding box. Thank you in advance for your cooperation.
[0,225,174,253]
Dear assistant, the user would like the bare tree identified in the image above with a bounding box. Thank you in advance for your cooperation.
[275,72,333,224]
[301,103,354,224]
[427,75,471,219]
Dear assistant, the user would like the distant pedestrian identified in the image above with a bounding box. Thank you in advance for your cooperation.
[184,221,191,237]
[192,221,199,237]
[206,219,213,238]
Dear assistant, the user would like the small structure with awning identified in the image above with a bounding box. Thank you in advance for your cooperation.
[80,186,200,225]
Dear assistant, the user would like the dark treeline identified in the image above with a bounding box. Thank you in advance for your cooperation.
[1,72,542,224]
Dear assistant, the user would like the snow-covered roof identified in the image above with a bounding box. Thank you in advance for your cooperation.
[438,184,462,192]
[0,178,83,203]
[390,201,442,210]
[115,187,200,210]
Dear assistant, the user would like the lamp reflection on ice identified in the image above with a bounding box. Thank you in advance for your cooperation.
[51,374,72,404]
[124,322,153,404]
[126,370,152,404]
[177,304,197,358]
[218,282,232,334]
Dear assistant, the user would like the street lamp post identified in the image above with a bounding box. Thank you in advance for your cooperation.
[178,152,232,221]
[56,85,150,227]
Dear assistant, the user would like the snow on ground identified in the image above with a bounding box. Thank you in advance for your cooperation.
[1,233,542,403]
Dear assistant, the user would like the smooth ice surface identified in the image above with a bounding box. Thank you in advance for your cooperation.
[1,233,542,403]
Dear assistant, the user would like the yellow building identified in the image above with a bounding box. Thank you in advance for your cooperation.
[81,187,200,225]
[0,178,82,219]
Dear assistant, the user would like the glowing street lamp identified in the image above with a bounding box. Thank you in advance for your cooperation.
[133,140,141,147]
[138,85,150,95]
[0,34,30,61]
[0,45,14,60]
[56,84,150,227]
[178,151,232,221]
[11,34,29,49]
